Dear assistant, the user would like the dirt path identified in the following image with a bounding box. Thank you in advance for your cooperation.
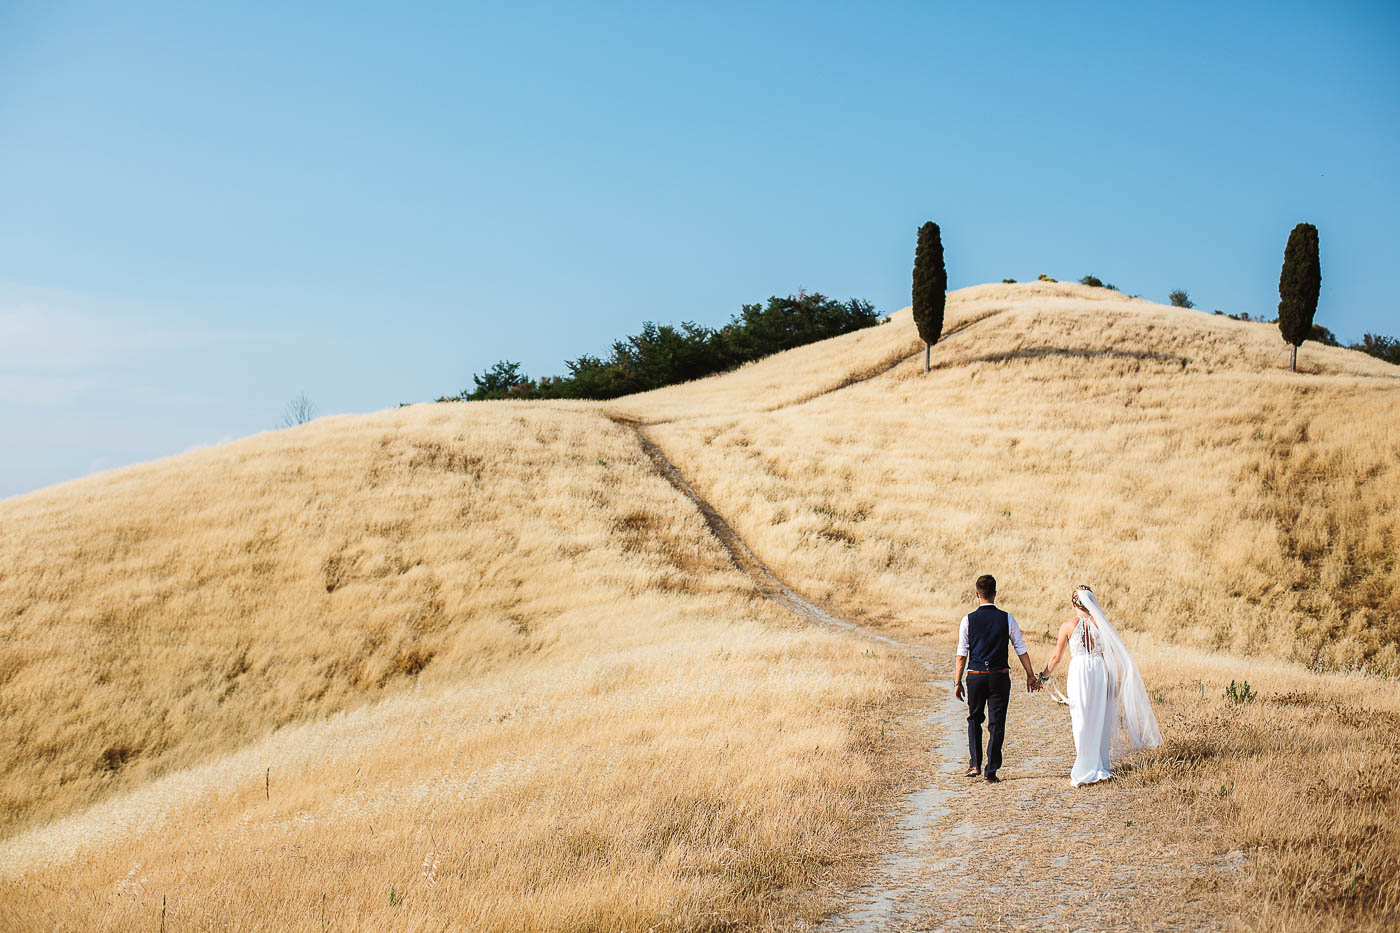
[620,420,1234,931]
[616,309,1008,428]
[756,311,1004,414]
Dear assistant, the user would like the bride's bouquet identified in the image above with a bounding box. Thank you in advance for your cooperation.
[1038,671,1070,705]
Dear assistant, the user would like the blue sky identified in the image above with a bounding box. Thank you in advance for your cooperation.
[2,1,1397,498]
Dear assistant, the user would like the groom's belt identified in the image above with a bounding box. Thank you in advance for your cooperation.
[967,669,1010,674]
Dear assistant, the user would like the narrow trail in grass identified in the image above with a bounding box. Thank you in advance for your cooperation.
[614,308,1008,428]
[758,308,1007,414]
[613,416,898,649]
[618,419,1233,931]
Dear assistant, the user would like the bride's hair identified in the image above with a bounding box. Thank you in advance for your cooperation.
[1071,584,1093,610]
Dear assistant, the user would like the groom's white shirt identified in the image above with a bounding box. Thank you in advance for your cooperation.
[956,605,1029,661]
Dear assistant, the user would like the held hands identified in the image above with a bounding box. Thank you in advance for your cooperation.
[1026,673,1042,693]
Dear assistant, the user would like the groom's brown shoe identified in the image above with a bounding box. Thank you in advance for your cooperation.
[984,773,1000,784]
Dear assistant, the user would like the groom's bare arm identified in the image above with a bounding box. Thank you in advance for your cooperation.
[1017,651,1040,693]
[1005,613,1041,692]
[953,613,969,701]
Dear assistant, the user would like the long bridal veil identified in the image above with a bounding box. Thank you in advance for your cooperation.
[1079,589,1163,754]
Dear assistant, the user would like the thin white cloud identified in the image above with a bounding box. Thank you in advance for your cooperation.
[0,372,97,406]
[0,300,270,372]
[180,435,236,455]
[0,285,287,497]
[0,285,277,410]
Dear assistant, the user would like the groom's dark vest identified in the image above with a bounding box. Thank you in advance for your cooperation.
[966,605,1012,671]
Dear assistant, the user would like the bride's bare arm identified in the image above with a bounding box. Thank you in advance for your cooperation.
[1040,620,1075,678]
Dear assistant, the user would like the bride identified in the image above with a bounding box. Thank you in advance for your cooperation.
[1039,585,1162,786]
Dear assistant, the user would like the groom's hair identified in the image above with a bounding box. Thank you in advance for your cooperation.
[975,574,996,600]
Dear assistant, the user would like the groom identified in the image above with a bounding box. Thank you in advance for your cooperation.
[953,574,1040,783]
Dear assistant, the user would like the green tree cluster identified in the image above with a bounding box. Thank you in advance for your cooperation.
[451,292,880,402]
[1352,333,1400,365]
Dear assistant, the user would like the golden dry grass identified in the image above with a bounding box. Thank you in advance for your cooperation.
[2,280,1396,930]
[4,623,907,931]
[606,287,1042,423]
[643,283,1399,672]
[0,404,911,929]
[627,281,1400,930]
[0,404,733,835]
[1120,646,1400,930]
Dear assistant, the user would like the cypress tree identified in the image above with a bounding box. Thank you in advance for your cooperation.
[911,221,947,373]
[1277,222,1321,372]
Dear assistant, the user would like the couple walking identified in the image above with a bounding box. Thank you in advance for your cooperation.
[952,574,1161,785]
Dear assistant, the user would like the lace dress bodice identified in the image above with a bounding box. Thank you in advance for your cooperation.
[1069,617,1104,659]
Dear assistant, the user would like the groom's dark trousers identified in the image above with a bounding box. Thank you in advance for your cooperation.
[966,671,1011,777]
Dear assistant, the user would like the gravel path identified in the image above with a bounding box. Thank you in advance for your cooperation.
[620,419,1232,932]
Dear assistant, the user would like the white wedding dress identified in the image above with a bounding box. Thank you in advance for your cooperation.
[1067,589,1163,787]
[1067,616,1114,786]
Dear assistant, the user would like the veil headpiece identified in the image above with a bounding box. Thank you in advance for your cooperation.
[1075,587,1162,755]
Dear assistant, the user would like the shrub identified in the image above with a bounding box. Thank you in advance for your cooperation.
[1169,289,1194,309]
[724,294,879,364]
[463,361,530,401]
[454,293,880,402]
[1079,274,1104,288]
[1352,333,1400,365]
[1309,323,1339,346]
[1224,680,1257,704]
[280,392,317,427]
[1037,273,1057,282]
[1002,277,1017,284]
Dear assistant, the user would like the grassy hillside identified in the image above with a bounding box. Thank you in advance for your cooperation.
[2,280,1396,930]
[629,281,1400,929]
[644,282,1400,672]
[0,405,909,929]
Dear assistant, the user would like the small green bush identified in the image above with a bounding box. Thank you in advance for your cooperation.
[1224,680,1257,704]
[1002,277,1017,284]
[1079,274,1104,288]
[1169,289,1194,309]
